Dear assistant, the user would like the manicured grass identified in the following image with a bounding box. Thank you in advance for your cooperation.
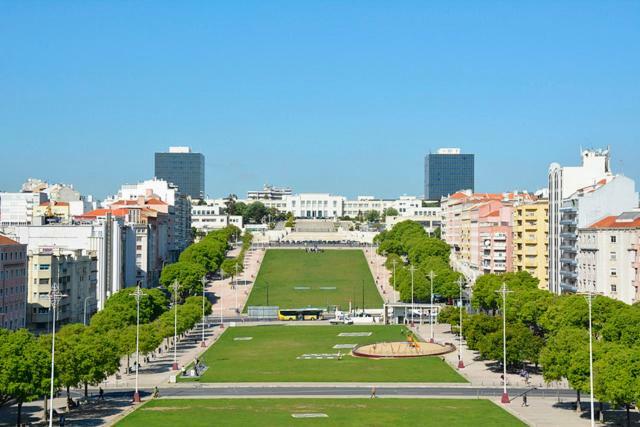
[244,249,383,312]
[116,398,526,427]
[183,325,465,383]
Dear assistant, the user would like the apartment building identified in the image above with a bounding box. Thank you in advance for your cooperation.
[27,248,97,331]
[577,212,640,304]
[0,235,27,330]
[512,200,549,289]
[0,192,47,226]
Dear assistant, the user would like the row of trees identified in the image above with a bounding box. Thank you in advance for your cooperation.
[224,197,286,225]
[375,220,461,301]
[160,226,240,300]
[439,270,640,425]
[0,287,211,425]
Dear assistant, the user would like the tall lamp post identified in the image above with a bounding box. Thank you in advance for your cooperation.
[200,276,207,347]
[495,282,513,404]
[83,296,94,326]
[408,265,416,326]
[456,276,466,369]
[131,285,146,403]
[581,290,599,427]
[48,283,66,427]
[172,280,179,371]
[427,270,437,342]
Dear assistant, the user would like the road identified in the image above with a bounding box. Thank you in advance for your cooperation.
[116,386,576,400]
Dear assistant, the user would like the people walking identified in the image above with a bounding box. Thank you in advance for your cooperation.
[99,387,104,400]
[370,386,377,399]
[521,394,528,407]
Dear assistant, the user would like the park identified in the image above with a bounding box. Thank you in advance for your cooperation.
[115,398,526,426]
[243,249,383,311]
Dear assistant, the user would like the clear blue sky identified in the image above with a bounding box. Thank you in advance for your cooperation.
[1,2,639,199]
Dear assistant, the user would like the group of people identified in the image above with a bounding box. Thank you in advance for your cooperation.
[304,246,324,253]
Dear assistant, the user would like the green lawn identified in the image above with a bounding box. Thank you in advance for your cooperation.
[244,249,383,311]
[183,325,465,383]
[116,398,525,427]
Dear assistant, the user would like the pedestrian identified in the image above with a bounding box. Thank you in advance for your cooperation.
[59,414,66,427]
[99,387,104,400]
[521,394,528,407]
[370,386,377,399]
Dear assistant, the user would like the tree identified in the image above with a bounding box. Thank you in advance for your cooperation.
[478,323,543,367]
[221,258,243,281]
[382,207,399,218]
[595,344,640,427]
[0,329,51,425]
[78,328,120,397]
[244,202,268,224]
[160,261,207,300]
[463,313,500,351]
[365,210,381,223]
[539,327,589,407]
[179,239,226,272]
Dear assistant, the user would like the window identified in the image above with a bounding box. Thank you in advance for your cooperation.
[610,268,617,277]
[610,251,617,261]
[610,235,617,243]
[610,284,617,292]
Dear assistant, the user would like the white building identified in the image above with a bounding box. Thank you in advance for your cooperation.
[0,192,47,226]
[9,217,135,311]
[578,211,640,304]
[247,184,292,200]
[285,193,345,219]
[105,178,192,257]
[191,204,243,233]
[548,148,638,294]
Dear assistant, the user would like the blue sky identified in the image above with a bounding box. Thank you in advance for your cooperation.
[1,2,639,199]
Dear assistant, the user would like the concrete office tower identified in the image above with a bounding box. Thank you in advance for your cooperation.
[0,235,27,330]
[548,148,638,294]
[424,148,474,201]
[155,146,205,200]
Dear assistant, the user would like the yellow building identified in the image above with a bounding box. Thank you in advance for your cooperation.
[32,201,71,223]
[512,200,549,289]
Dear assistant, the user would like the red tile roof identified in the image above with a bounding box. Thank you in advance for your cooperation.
[145,198,167,205]
[589,216,640,229]
[0,235,20,245]
[39,201,70,207]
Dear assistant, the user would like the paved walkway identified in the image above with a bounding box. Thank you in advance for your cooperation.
[362,246,399,303]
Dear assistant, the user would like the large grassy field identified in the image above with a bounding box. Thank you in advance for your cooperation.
[244,249,383,311]
[116,398,526,427]
[183,325,465,383]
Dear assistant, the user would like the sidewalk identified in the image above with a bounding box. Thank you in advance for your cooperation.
[362,246,399,303]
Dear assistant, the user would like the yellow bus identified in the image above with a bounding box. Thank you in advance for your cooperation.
[278,308,324,321]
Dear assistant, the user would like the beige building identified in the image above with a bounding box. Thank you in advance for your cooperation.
[512,200,549,289]
[577,212,640,305]
[27,248,97,331]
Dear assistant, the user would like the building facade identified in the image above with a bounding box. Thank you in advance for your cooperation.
[0,235,27,330]
[512,200,549,289]
[424,148,474,200]
[0,192,48,226]
[247,184,292,200]
[154,146,205,200]
[577,212,640,304]
[26,248,98,331]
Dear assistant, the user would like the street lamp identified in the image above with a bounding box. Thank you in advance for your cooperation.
[200,276,207,348]
[48,283,66,427]
[495,282,513,404]
[580,289,600,427]
[408,265,416,326]
[427,270,437,342]
[172,280,179,371]
[83,295,94,326]
[131,285,146,403]
[456,276,466,369]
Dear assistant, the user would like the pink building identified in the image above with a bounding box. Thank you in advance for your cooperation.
[477,201,514,274]
[0,235,27,330]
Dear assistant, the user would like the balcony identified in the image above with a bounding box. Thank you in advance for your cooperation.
[559,206,577,212]
[560,270,578,278]
[493,234,507,241]
[493,264,507,271]
[560,245,577,252]
[560,232,577,239]
[560,219,577,226]
[560,258,577,265]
